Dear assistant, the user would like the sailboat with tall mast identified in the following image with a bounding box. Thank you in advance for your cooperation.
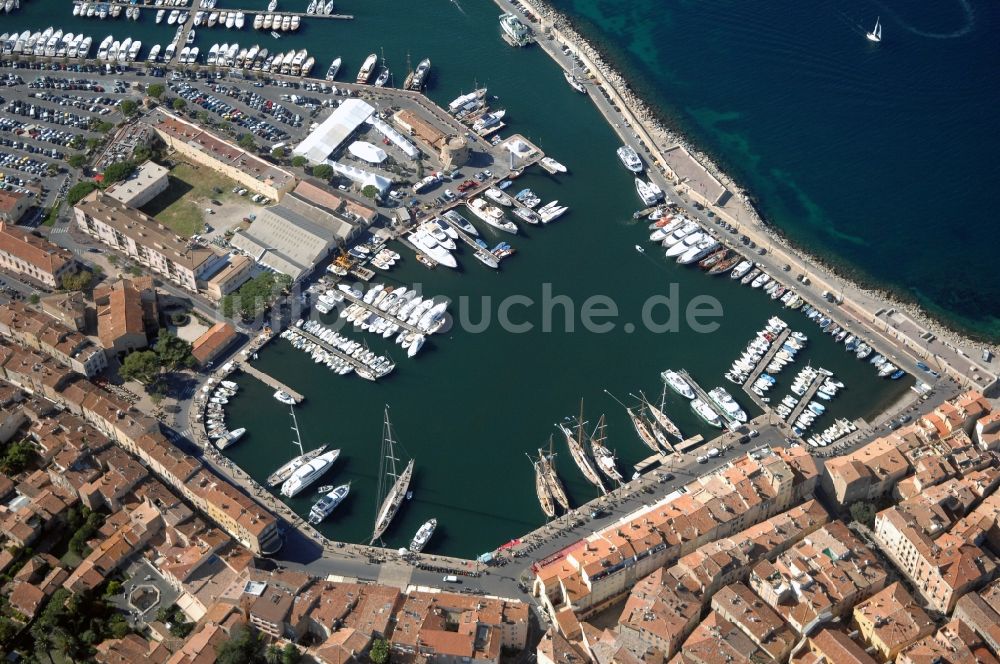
[626,403,661,454]
[866,17,882,42]
[556,401,606,495]
[267,405,328,487]
[540,438,570,511]
[530,451,556,518]
[588,415,622,484]
[370,407,415,545]
[641,388,683,441]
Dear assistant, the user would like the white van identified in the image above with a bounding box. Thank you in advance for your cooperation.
[442,575,459,583]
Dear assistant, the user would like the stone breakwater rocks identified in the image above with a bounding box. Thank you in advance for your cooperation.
[517,0,764,227]
[514,0,995,349]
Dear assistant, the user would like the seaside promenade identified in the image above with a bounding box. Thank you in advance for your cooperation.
[492,0,997,397]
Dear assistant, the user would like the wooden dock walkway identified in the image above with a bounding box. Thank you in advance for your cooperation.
[338,290,423,335]
[238,362,304,402]
[289,326,390,379]
[673,433,706,454]
[740,328,791,408]
[677,369,734,428]
[785,374,826,425]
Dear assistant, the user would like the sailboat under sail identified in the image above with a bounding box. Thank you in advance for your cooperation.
[866,17,882,43]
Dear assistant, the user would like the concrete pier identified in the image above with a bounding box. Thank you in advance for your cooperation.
[238,362,304,402]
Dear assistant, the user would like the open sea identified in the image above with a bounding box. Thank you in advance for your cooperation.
[2,0,957,557]
[550,0,1000,341]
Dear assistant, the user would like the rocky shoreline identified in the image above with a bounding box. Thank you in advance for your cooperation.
[512,0,996,354]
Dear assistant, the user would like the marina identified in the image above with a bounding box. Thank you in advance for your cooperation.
[2,0,957,561]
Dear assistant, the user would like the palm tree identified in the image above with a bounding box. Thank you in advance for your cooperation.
[264,643,283,664]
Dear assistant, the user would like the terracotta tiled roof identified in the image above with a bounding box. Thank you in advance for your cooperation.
[191,322,238,365]
[0,221,74,275]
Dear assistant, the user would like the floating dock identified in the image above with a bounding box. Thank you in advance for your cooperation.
[238,362,304,402]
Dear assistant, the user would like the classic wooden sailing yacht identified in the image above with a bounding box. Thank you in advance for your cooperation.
[557,400,606,495]
[370,407,414,545]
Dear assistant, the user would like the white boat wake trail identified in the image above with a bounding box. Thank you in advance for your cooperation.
[448,0,466,15]
[873,0,975,39]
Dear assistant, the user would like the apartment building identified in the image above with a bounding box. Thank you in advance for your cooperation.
[74,190,226,292]
[148,109,296,201]
[0,302,107,377]
[0,220,78,288]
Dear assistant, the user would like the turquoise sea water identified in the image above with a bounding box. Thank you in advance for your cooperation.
[550,0,1000,340]
[5,0,916,557]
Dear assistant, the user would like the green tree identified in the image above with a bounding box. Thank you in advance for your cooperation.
[369,637,390,664]
[67,181,97,205]
[0,439,35,474]
[221,272,292,322]
[281,643,301,664]
[61,270,93,292]
[361,184,379,200]
[147,83,165,99]
[91,119,115,133]
[28,293,40,305]
[291,156,307,168]
[68,510,104,556]
[264,644,283,664]
[107,613,129,639]
[271,146,287,160]
[101,160,136,185]
[67,153,88,169]
[133,144,152,163]
[849,501,876,528]
[172,97,187,111]
[196,110,211,124]
[103,581,122,597]
[238,133,257,151]
[215,624,263,664]
[154,332,195,371]
[119,350,161,385]
[120,99,138,117]
[311,164,333,180]
[0,616,18,646]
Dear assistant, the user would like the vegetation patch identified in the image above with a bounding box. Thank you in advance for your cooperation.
[139,160,238,238]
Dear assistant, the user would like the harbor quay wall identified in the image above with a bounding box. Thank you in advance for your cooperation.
[491,0,997,397]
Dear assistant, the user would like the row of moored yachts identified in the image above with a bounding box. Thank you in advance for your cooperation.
[72,2,143,20]
[777,365,846,439]
[204,43,314,76]
[2,29,95,59]
[204,381,247,450]
[661,369,746,430]
[729,317,807,389]
[336,282,450,351]
[801,303,906,380]
[645,213,744,268]
[282,321,396,380]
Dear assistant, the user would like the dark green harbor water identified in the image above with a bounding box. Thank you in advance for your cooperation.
[8,0,913,557]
